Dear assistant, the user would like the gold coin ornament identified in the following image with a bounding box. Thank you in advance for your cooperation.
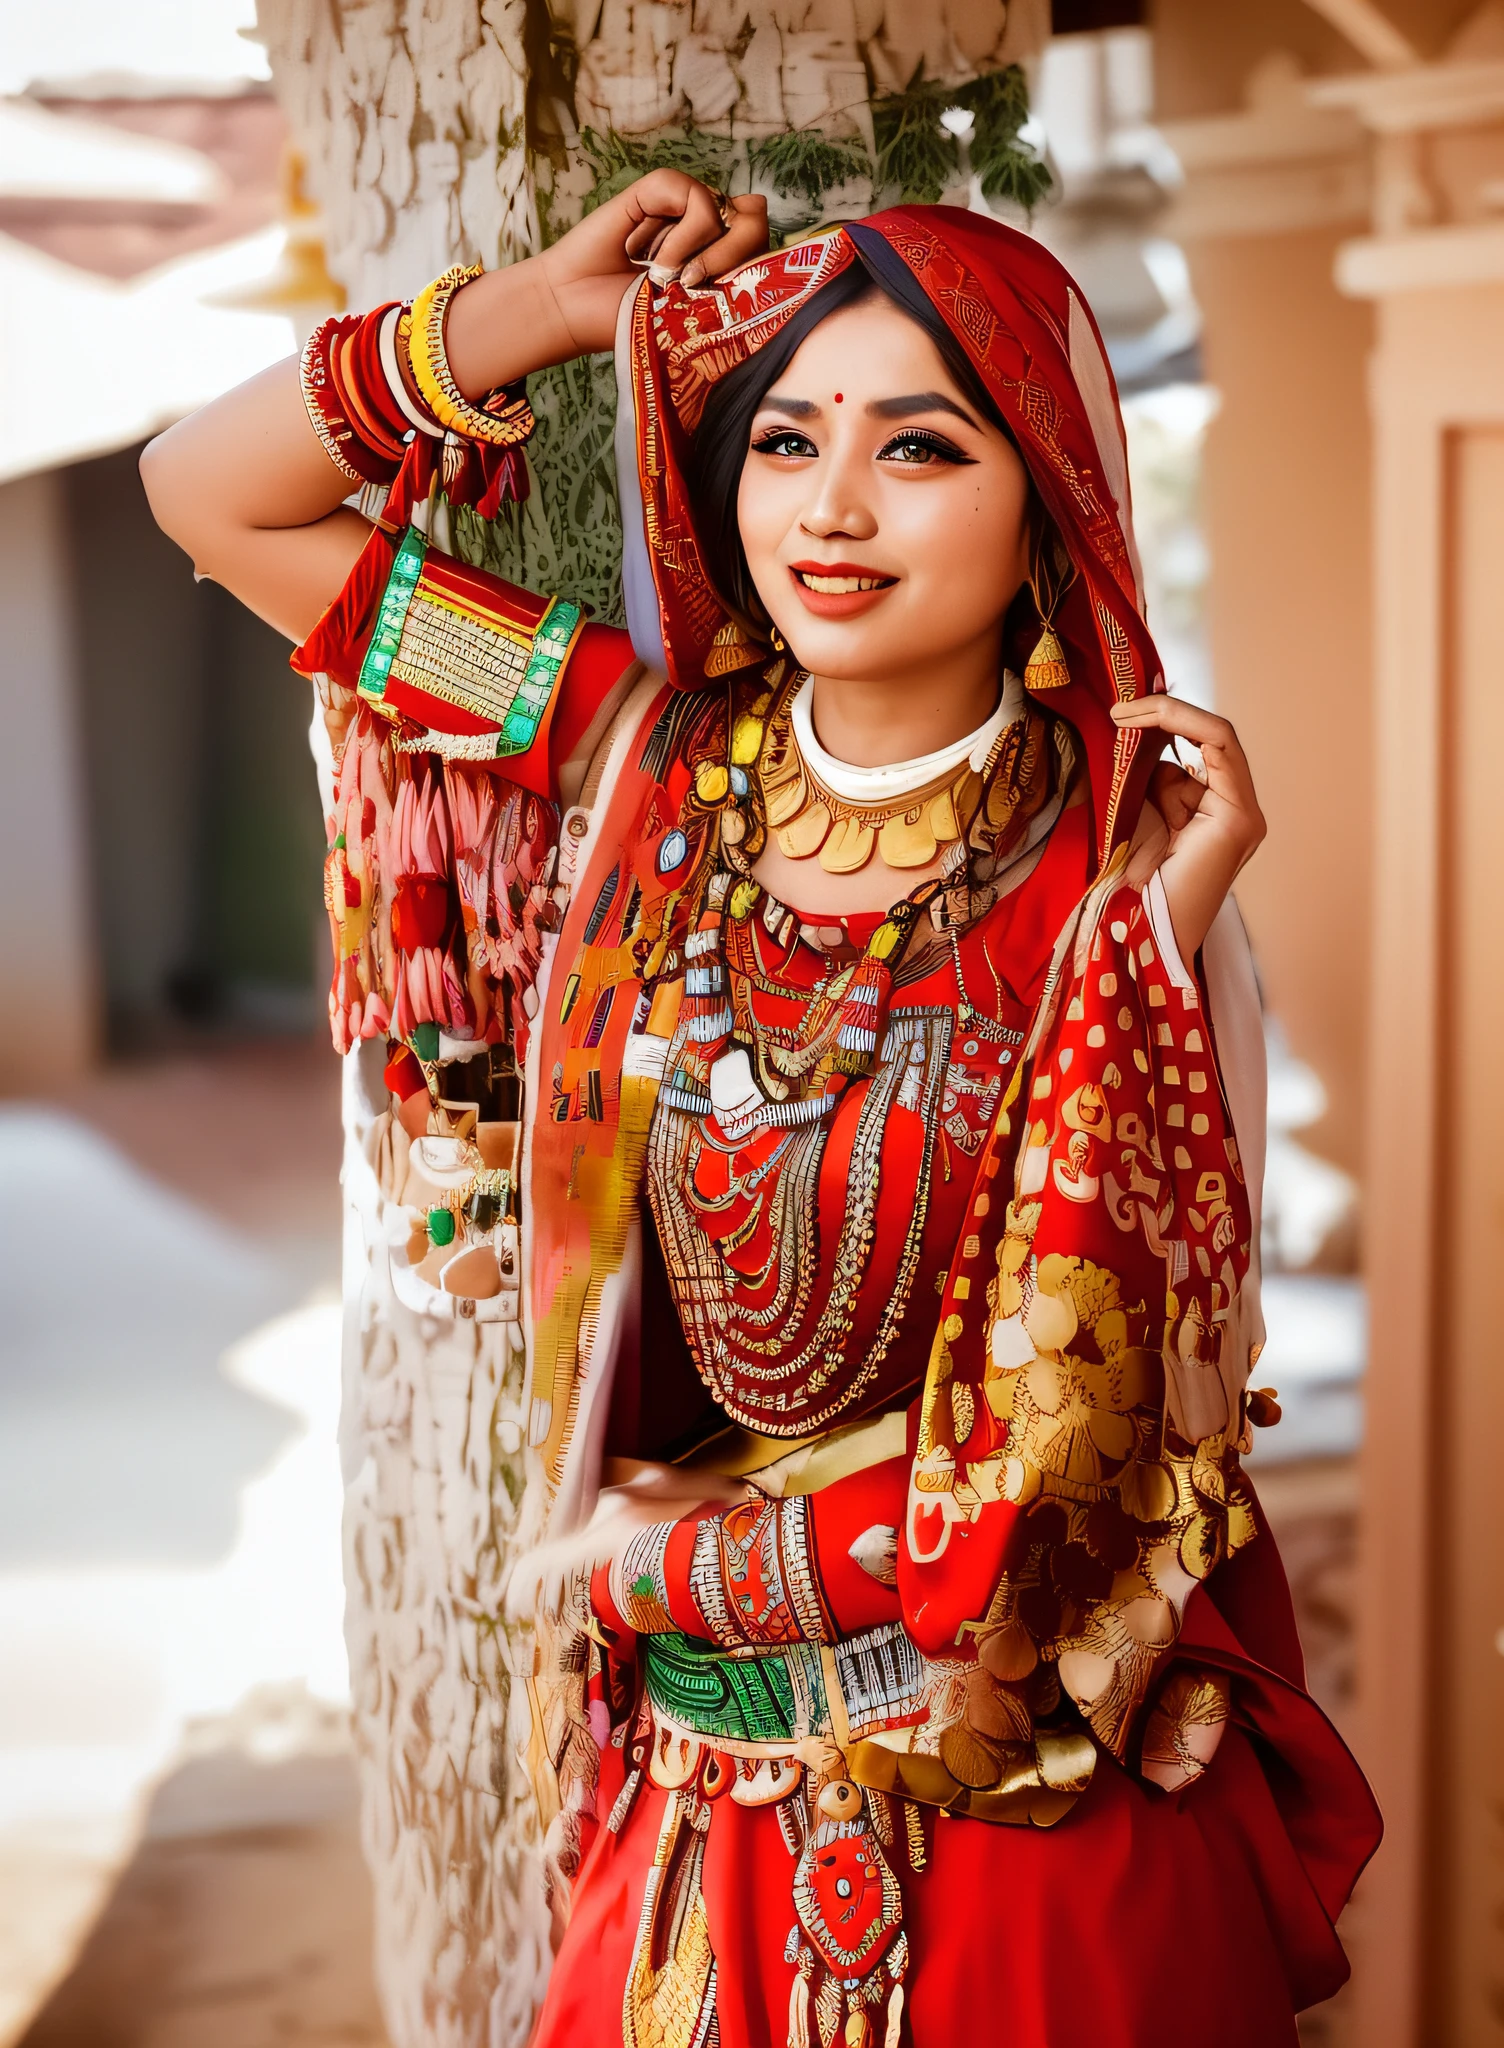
[756,678,992,876]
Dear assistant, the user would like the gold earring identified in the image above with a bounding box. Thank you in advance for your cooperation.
[1023,531,1072,693]
[1024,618,1070,693]
[705,618,762,677]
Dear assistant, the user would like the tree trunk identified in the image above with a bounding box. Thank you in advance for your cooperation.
[254,6,1051,2044]
[258,0,1051,298]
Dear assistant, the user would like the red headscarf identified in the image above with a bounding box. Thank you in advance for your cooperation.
[629,205,1164,872]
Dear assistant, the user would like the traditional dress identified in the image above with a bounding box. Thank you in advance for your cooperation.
[295,206,1380,2048]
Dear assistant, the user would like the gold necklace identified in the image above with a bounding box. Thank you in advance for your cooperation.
[757,695,984,875]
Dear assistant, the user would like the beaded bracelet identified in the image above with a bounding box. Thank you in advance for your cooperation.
[408,263,536,449]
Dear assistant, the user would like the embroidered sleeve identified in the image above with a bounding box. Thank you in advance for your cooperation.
[292,524,634,1056]
[294,522,632,804]
[592,1462,907,1649]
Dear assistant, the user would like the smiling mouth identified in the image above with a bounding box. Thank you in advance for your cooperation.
[789,564,898,595]
[795,572,890,594]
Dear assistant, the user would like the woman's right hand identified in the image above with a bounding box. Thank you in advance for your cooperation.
[536,172,770,354]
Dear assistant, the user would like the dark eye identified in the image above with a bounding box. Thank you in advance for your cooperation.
[751,429,818,460]
[878,429,974,467]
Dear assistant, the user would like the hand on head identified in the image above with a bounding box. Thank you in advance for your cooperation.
[539,172,770,354]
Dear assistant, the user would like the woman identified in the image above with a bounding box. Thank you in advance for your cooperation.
[143,173,1379,2047]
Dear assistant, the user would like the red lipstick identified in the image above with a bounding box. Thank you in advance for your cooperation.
[786,560,898,620]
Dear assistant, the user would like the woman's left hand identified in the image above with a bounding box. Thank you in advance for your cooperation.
[1110,694,1266,960]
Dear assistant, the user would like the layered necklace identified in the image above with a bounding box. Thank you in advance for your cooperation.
[665,667,1062,1139]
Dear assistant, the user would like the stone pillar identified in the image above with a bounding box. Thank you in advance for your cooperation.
[1321,37,1504,2048]
[0,467,99,1087]
[1155,57,1375,1185]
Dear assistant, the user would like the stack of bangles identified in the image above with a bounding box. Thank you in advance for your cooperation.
[299,262,536,488]
[589,1475,907,1656]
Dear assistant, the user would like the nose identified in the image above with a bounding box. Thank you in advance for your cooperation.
[798,438,877,544]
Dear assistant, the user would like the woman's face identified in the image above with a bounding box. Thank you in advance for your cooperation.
[735,293,1033,686]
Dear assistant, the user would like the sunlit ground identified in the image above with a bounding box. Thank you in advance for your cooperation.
[0,1043,386,2045]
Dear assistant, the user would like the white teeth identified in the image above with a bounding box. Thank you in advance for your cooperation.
[798,572,888,594]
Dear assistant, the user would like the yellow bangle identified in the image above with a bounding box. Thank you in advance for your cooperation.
[408,263,536,448]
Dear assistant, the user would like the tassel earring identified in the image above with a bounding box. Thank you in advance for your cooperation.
[705,617,762,677]
[1024,619,1070,693]
[1023,525,1073,693]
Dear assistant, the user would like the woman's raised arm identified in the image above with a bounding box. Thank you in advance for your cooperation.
[139,173,767,645]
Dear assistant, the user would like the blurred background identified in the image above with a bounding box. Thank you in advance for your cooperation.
[0,0,1498,2043]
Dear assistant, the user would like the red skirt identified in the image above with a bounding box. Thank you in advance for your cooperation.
[534,1536,1380,2048]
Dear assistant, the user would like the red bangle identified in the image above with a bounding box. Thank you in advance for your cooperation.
[685,1494,834,1649]
[589,1558,634,1641]
[301,305,430,486]
[302,286,536,520]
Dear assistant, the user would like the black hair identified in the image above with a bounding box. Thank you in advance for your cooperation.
[691,223,1024,633]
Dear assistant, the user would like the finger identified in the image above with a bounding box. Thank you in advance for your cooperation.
[610,171,713,274]
[623,214,676,263]
[1109,694,1244,759]
[645,179,739,277]
[615,168,700,238]
[680,197,771,286]
[1109,697,1238,754]
[1190,744,1263,833]
[1148,760,1208,834]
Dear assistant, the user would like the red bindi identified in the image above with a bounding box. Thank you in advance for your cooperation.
[834,392,843,403]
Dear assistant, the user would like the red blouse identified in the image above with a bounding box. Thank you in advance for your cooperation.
[642,800,1094,1443]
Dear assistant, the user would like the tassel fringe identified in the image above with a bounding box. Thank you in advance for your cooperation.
[788,1969,811,2048]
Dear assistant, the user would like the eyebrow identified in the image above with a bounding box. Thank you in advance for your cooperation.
[867,391,980,428]
[755,391,980,428]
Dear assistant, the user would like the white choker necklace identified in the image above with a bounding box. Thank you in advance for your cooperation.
[789,671,1025,803]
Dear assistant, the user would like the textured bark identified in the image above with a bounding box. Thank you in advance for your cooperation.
[259,8,1050,2045]
[257,0,1051,298]
[337,1038,551,2048]
[256,0,536,303]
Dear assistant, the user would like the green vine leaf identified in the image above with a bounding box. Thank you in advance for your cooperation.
[872,62,1051,211]
[748,131,872,206]
[952,64,1053,211]
[577,126,734,213]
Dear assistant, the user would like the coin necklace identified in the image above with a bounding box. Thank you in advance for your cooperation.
[758,672,1024,875]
